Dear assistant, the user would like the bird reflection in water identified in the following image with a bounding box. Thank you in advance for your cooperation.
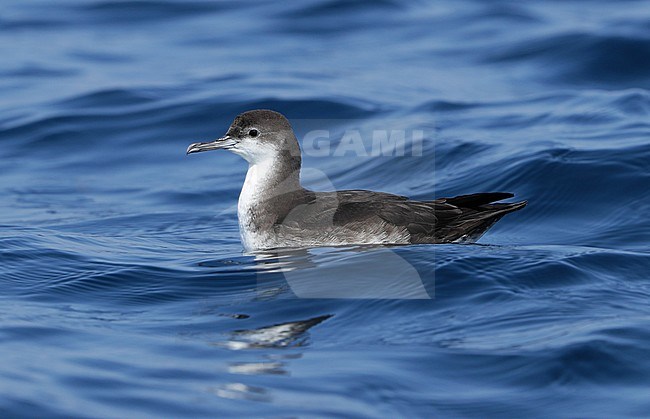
[213,315,331,402]
[204,245,430,402]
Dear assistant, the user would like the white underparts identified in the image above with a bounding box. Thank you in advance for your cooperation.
[238,158,277,251]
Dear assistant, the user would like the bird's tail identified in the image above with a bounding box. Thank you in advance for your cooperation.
[445,193,527,243]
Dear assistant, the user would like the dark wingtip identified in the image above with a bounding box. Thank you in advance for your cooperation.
[446,192,517,208]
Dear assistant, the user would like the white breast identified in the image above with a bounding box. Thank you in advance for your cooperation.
[238,160,276,251]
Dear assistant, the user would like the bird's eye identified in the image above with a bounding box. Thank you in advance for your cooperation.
[248,129,259,138]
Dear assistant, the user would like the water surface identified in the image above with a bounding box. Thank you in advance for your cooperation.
[1,0,650,417]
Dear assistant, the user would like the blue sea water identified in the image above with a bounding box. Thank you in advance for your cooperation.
[2,0,650,417]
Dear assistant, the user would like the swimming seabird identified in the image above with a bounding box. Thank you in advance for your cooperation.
[187,109,526,251]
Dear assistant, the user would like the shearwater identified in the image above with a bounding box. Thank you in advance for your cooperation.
[187,109,526,251]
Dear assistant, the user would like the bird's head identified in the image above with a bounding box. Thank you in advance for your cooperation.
[187,109,301,165]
